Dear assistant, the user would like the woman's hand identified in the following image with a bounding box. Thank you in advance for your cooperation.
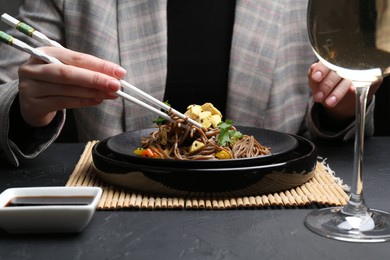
[308,61,380,122]
[18,46,126,127]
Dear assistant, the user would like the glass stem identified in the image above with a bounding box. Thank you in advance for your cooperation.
[342,81,371,216]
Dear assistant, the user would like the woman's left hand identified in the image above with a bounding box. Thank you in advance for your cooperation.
[308,61,381,121]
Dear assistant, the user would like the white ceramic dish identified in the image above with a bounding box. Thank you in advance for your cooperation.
[0,186,102,234]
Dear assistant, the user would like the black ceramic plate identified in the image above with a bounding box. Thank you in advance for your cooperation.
[92,135,317,196]
[106,126,298,168]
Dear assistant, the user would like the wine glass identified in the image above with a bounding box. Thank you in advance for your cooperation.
[304,0,390,242]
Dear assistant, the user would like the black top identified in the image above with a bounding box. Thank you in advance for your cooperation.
[164,0,236,115]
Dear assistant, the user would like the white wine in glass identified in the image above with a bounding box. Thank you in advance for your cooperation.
[305,0,390,242]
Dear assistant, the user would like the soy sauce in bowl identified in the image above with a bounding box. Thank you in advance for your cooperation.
[5,196,95,207]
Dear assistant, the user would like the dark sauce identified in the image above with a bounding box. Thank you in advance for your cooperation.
[4,196,95,207]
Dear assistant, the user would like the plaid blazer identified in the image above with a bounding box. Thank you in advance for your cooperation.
[0,0,374,166]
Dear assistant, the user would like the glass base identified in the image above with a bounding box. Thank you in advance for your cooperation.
[304,207,390,242]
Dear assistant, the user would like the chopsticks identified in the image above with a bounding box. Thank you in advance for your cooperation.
[1,13,63,48]
[0,13,204,129]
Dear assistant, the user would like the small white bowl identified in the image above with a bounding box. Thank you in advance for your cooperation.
[0,186,102,234]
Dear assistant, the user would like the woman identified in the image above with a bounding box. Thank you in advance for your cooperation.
[0,0,376,166]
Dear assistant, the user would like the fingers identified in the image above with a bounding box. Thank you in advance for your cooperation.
[20,93,104,116]
[18,46,126,101]
[308,62,353,108]
[317,77,352,107]
[18,94,103,127]
[308,62,384,122]
[19,46,127,95]
[19,78,118,101]
[16,47,126,127]
[18,78,112,126]
[39,47,127,79]
[19,62,122,93]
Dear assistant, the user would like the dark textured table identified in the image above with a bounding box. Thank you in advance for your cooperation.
[1,137,390,260]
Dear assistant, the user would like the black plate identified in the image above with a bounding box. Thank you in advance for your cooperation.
[106,126,298,168]
[92,135,317,196]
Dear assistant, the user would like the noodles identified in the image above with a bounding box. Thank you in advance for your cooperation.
[137,103,271,160]
[232,135,271,158]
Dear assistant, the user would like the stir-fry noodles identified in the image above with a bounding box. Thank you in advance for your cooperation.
[134,103,271,160]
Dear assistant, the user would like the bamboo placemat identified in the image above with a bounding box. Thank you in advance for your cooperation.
[66,141,349,210]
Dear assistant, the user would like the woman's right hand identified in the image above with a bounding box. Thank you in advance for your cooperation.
[17,46,127,127]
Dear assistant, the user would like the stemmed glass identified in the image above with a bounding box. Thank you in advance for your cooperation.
[304,0,390,242]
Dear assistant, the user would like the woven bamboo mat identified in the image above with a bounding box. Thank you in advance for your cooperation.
[66,141,349,210]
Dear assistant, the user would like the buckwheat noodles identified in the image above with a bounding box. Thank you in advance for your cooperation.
[140,113,271,160]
